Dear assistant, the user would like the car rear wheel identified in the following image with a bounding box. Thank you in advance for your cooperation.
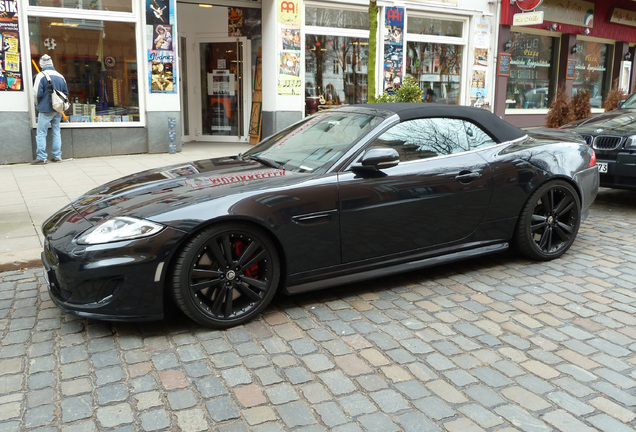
[171,223,280,328]
[515,180,581,261]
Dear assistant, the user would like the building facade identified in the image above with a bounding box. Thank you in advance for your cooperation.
[1,0,502,164]
[494,0,636,128]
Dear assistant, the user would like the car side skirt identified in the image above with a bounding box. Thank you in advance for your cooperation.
[284,242,509,294]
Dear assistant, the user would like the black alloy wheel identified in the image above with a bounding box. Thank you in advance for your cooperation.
[515,180,581,261]
[171,223,280,328]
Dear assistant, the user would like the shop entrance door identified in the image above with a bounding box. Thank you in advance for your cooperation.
[196,38,249,141]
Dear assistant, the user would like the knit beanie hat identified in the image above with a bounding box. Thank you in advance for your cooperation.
[39,54,53,68]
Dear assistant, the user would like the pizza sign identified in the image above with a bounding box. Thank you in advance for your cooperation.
[516,0,543,12]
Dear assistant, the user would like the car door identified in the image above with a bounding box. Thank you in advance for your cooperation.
[338,117,494,263]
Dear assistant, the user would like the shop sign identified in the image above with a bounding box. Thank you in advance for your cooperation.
[537,0,594,28]
[515,0,543,12]
[513,11,544,26]
[609,8,636,28]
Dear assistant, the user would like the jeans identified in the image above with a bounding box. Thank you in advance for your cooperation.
[36,111,63,161]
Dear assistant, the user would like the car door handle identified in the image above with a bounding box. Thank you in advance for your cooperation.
[455,171,482,183]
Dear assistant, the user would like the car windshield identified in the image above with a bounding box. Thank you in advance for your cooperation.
[242,110,385,173]
[620,92,636,109]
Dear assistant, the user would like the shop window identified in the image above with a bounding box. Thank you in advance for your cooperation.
[305,35,369,115]
[29,18,139,123]
[305,7,368,30]
[406,16,463,38]
[571,41,610,109]
[29,0,132,13]
[406,41,463,104]
[506,32,558,110]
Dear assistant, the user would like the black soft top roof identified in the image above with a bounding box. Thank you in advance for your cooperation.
[347,103,527,144]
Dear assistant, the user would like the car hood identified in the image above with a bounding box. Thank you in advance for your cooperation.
[561,109,636,135]
[71,156,296,224]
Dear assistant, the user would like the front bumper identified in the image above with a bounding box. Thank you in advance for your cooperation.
[597,154,636,190]
[573,165,599,217]
[42,205,185,322]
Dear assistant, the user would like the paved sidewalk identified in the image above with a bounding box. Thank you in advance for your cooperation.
[0,187,635,431]
[0,142,250,271]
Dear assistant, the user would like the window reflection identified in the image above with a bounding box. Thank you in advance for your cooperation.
[372,118,495,162]
[406,41,462,104]
[571,41,609,109]
[29,0,132,13]
[506,32,558,110]
[406,17,463,38]
[305,35,369,115]
[305,7,368,30]
[29,18,139,122]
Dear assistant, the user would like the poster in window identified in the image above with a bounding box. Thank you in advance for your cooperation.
[383,6,404,92]
[153,24,172,51]
[150,62,173,92]
[277,0,301,95]
[0,0,22,91]
[147,0,170,25]
[566,59,576,80]
[147,0,177,93]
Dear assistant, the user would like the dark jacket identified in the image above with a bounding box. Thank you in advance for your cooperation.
[33,65,69,113]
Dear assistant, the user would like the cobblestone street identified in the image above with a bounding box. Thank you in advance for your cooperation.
[1,187,635,432]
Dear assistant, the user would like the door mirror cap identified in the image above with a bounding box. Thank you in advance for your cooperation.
[353,147,400,172]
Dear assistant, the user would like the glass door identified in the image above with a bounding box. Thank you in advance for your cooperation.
[198,38,247,140]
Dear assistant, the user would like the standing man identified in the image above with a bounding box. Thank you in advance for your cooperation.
[32,54,68,164]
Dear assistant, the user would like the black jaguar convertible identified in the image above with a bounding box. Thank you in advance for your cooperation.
[42,104,599,328]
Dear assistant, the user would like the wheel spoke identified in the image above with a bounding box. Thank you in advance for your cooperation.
[241,276,268,292]
[530,214,547,232]
[240,249,266,271]
[206,240,228,269]
[236,240,260,267]
[210,287,226,316]
[224,288,234,317]
[191,268,223,279]
[235,283,262,302]
[537,227,552,251]
[555,195,575,218]
[544,190,555,214]
[222,235,234,265]
[189,277,224,294]
[554,221,574,240]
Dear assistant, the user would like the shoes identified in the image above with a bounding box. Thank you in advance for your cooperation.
[51,157,63,162]
[30,159,47,165]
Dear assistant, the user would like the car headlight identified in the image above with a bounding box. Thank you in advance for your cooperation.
[625,135,636,149]
[77,217,165,245]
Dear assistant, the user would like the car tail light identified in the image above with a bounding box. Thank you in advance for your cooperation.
[589,149,596,168]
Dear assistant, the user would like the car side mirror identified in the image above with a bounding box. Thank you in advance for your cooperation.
[352,147,400,172]
[618,100,625,108]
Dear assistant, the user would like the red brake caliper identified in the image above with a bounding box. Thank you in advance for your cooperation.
[233,240,259,278]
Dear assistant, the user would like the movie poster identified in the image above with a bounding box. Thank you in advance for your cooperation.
[228,7,261,39]
[383,7,404,92]
[277,0,301,95]
[0,0,22,91]
[147,0,177,93]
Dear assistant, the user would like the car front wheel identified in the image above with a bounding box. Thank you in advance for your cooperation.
[171,223,280,328]
[514,180,581,261]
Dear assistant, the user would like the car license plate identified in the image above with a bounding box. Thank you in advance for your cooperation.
[597,162,608,173]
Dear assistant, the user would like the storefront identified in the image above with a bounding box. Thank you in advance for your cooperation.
[261,0,500,139]
[1,0,499,164]
[495,0,636,128]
